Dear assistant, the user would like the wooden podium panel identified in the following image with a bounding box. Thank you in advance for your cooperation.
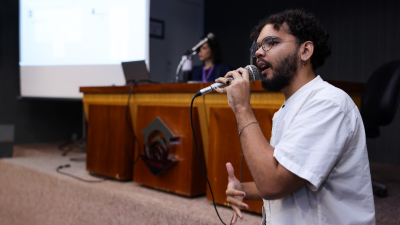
[86,104,134,180]
[80,81,364,212]
[133,105,207,197]
[207,107,279,214]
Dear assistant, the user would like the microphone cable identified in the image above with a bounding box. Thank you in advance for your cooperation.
[123,79,160,178]
[191,93,233,225]
[125,81,142,169]
[190,80,255,225]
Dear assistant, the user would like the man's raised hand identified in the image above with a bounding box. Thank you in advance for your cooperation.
[214,68,251,113]
[226,162,249,224]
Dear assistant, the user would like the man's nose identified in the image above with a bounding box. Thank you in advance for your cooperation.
[255,46,265,58]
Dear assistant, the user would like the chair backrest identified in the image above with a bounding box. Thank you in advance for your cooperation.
[361,60,400,138]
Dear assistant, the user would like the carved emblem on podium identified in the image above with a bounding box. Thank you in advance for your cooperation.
[140,117,179,176]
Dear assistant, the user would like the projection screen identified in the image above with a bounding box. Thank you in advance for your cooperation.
[19,0,150,99]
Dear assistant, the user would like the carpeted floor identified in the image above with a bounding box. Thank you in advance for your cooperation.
[370,163,400,224]
[7,143,400,224]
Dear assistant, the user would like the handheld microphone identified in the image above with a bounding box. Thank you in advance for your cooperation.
[196,65,260,96]
[191,33,214,53]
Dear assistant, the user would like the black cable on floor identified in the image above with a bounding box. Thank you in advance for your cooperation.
[56,164,107,183]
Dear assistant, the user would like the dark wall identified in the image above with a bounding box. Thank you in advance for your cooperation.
[205,0,400,82]
[0,0,82,145]
[204,0,400,164]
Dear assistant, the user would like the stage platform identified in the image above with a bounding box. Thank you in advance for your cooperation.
[0,144,262,225]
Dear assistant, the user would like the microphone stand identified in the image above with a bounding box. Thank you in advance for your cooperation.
[175,51,196,83]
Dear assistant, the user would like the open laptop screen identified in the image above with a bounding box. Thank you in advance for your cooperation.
[121,60,150,84]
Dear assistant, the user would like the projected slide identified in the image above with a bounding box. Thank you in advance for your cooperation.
[20,0,146,65]
[19,0,149,99]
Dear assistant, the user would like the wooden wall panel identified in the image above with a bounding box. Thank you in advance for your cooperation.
[86,104,134,180]
[207,107,279,214]
[133,105,206,197]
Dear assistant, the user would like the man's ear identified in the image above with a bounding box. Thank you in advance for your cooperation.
[300,41,314,62]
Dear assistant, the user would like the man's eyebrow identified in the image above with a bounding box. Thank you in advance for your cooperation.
[266,36,282,39]
[257,36,280,42]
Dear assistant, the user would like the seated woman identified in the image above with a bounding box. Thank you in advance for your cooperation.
[191,36,232,82]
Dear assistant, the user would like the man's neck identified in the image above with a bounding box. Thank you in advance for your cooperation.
[204,60,213,70]
[281,66,316,100]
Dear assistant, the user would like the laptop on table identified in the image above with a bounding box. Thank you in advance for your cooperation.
[121,60,150,84]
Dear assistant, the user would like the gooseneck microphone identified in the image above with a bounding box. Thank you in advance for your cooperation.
[176,33,215,83]
[195,65,260,96]
[191,33,215,53]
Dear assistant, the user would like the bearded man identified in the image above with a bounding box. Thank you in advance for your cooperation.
[215,9,375,225]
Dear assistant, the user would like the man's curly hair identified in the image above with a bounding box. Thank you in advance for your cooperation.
[250,9,331,71]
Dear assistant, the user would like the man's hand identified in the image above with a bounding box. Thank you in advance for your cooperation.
[226,162,249,224]
[215,68,251,113]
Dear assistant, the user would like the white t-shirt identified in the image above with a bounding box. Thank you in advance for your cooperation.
[262,76,375,225]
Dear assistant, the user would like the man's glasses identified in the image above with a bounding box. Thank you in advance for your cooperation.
[249,36,299,57]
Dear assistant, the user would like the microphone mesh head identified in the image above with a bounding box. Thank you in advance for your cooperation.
[245,65,261,81]
[207,33,215,40]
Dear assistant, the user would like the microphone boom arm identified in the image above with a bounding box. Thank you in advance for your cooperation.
[175,51,196,83]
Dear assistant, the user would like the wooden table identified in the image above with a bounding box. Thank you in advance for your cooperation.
[80,80,364,212]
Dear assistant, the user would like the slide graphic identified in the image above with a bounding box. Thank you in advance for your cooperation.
[20,0,146,66]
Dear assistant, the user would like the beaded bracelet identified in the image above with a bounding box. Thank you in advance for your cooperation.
[238,121,259,138]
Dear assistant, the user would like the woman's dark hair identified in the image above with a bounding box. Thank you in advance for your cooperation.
[250,9,331,71]
[201,35,223,64]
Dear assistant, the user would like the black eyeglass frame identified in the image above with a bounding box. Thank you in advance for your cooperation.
[249,36,300,57]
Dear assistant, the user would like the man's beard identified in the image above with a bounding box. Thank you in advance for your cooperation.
[261,49,299,92]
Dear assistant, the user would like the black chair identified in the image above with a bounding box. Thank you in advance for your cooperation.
[361,60,400,198]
